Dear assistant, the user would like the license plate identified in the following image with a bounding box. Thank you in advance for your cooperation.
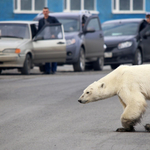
[104,52,112,58]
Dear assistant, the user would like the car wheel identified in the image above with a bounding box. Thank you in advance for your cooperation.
[93,57,104,71]
[21,54,31,75]
[0,69,2,75]
[133,49,142,65]
[73,47,85,72]
[110,64,120,70]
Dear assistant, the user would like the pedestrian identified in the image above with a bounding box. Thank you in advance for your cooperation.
[38,7,59,74]
[139,12,150,32]
[82,15,88,30]
[137,12,150,41]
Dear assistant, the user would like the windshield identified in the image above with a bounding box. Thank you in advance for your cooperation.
[57,18,80,32]
[36,25,63,40]
[102,22,139,36]
[0,23,30,39]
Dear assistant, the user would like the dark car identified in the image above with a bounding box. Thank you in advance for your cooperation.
[34,11,104,71]
[102,18,150,69]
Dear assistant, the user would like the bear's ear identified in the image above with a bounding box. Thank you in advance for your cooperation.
[100,83,105,88]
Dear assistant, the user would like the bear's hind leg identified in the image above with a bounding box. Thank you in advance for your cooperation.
[144,124,150,132]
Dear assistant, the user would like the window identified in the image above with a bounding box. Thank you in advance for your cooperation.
[36,25,63,40]
[64,0,97,12]
[30,24,37,38]
[84,0,94,10]
[102,22,139,36]
[57,18,80,32]
[112,0,145,13]
[71,0,81,10]
[14,0,47,13]
[87,18,100,31]
[0,24,30,39]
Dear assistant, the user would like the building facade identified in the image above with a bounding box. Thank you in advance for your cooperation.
[0,0,150,23]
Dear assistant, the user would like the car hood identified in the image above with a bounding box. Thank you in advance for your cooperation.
[64,32,79,39]
[0,38,30,51]
[104,35,136,46]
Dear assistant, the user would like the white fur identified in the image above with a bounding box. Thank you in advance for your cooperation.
[78,65,150,130]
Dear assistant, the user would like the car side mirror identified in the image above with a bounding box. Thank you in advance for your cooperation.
[143,31,150,38]
[84,27,95,33]
[33,36,44,41]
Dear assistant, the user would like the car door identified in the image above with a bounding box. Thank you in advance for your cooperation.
[140,24,150,61]
[83,16,104,58]
[32,23,66,63]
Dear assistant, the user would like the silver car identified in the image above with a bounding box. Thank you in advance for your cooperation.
[0,21,66,74]
[34,11,105,72]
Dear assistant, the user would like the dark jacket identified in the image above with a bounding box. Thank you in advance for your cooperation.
[38,16,59,31]
[139,19,148,32]
[137,20,149,41]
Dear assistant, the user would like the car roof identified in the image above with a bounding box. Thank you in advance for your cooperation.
[52,12,81,17]
[33,11,93,20]
[103,18,143,24]
[0,21,38,24]
[37,10,91,17]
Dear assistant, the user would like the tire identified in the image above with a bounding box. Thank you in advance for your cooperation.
[0,69,2,75]
[93,57,104,71]
[110,64,120,70]
[133,49,142,65]
[73,47,85,72]
[21,54,32,75]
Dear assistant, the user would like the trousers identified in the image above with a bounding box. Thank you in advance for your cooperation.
[45,62,57,74]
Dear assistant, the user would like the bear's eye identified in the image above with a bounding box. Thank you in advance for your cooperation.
[86,92,89,94]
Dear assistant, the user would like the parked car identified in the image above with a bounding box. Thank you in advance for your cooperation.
[102,18,150,69]
[0,21,66,74]
[34,11,105,71]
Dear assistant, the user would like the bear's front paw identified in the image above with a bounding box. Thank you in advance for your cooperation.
[116,127,135,132]
[144,124,150,132]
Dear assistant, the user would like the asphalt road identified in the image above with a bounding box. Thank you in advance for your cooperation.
[0,65,150,150]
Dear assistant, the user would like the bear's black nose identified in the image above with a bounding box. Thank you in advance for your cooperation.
[78,100,82,103]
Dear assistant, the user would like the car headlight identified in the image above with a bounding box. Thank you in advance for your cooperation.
[104,44,107,50]
[3,49,21,53]
[118,41,132,49]
[66,39,76,46]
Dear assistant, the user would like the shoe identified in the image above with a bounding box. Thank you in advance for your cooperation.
[43,72,50,74]
[51,71,56,74]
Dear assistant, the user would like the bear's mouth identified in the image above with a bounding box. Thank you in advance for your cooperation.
[78,100,88,104]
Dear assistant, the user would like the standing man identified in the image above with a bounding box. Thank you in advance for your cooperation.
[81,15,87,30]
[137,12,150,41]
[139,12,150,32]
[38,7,59,74]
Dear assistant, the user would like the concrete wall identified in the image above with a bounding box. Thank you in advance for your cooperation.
[48,0,63,12]
[98,0,146,23]
[0,0,14,20]
[0,0,63,21]
[0,0,148,22]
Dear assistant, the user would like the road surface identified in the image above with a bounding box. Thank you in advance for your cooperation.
[0,65,150,150]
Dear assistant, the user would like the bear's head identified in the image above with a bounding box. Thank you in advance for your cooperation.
[78,81,108,104]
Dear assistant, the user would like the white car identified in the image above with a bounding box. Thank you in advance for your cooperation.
[0,21,66,74]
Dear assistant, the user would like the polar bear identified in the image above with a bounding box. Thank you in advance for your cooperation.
[78,65,150,132]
